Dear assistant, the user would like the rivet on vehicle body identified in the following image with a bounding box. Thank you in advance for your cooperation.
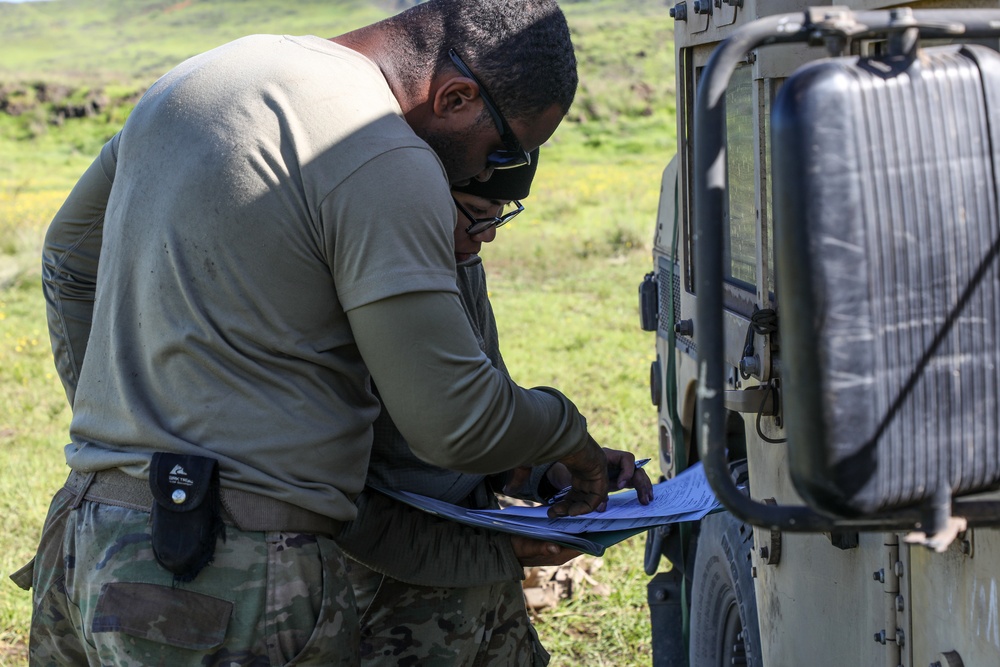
[932,650,966,667]
[959,532,973,557]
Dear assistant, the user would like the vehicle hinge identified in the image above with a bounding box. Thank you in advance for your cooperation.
[757,498,781,565]
[872,533,906,666]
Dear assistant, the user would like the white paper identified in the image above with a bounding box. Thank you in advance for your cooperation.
[474,462,721,534]
[374,462,722,555]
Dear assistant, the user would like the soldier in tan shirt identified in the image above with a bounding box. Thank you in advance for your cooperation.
[23,2,638,664]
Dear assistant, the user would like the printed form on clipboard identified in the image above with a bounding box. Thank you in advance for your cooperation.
[370,463,722,557]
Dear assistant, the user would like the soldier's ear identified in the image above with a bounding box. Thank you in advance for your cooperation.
[431,76,483,122]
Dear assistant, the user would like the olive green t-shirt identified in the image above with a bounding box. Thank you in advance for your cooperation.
[56,35,589,522]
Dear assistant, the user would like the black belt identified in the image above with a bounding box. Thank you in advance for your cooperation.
[64,468,341,537]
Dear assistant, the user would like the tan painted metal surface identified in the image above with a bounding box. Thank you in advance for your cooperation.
[659,2,1000,665]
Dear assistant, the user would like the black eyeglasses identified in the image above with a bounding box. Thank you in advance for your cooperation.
[453,197,525,236]
[448,49,531,171]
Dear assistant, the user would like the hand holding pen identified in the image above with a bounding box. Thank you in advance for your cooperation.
[546,435,610,518]
[548,457,653,506]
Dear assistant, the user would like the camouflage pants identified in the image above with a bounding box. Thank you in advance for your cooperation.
[24,488,359,666]
[346,558,549,667]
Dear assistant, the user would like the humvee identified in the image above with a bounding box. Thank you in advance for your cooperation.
[641,3,1000,665]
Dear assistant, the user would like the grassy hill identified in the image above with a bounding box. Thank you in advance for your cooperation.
[0,0,389,84]
[0,0,675,179]
[0,1,677,665]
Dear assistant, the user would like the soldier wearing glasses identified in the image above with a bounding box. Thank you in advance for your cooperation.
[338,153,651,665]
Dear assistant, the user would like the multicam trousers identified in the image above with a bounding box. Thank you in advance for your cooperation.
[346,558,550,667]
[21,487,359,666]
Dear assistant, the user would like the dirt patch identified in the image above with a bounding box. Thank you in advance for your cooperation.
[163,0,193,14]
[0,638,27,666]
[0,82,144,130]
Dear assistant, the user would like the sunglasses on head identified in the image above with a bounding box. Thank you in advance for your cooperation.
[448,49,532,171]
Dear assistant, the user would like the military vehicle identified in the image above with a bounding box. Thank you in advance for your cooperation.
[640,3,1000,665]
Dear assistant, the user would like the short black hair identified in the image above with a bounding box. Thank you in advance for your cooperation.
[388,0,578,122]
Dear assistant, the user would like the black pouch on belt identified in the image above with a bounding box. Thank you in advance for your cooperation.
[148,452,226,582]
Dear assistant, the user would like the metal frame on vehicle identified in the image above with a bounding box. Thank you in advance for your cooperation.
[645,4,1000,666]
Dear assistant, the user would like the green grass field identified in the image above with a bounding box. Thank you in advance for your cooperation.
[0,1,677,665]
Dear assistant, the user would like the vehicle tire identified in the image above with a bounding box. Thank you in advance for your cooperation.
[689,511,763,667]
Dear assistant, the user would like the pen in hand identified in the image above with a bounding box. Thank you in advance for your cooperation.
[547,458,651,505]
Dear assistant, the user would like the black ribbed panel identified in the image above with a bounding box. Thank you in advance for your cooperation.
[658,256,695,350]
[773,45,1000,515]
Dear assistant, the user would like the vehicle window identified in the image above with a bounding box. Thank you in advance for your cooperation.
[724,64,755,292]
[763,77,778,300]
